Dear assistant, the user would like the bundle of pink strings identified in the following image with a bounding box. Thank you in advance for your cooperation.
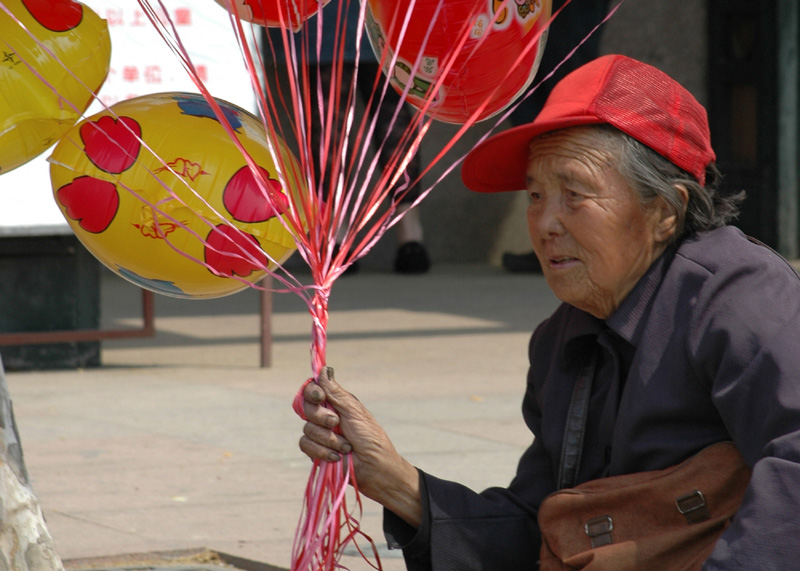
[250,2,558,567]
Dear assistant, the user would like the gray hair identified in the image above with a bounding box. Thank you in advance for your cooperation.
[595,125,745,241]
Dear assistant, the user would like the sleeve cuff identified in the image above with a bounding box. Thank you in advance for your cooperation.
[383,469,431,559]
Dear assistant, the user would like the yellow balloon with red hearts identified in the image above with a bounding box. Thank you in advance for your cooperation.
[0,0,110,174]
[49,92,304,299]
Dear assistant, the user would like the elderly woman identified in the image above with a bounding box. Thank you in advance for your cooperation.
[299,55,800,569]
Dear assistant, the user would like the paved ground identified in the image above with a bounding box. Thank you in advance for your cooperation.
[4,265,560,570]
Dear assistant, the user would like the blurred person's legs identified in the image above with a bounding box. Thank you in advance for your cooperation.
[262,42,431,274]
[355,62,429,273]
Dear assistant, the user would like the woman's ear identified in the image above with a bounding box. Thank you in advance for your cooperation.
[653,184,689,243]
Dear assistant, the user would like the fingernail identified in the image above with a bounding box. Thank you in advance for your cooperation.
[341,442,352,454]
[327,451,341,462]
[325,415,339,428]
[310,389,323,402]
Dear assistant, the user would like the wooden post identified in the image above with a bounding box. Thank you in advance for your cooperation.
[260,276,273,368]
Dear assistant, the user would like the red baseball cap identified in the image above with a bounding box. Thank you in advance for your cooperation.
[461,54,716,192]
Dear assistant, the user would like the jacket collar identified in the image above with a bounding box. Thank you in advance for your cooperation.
[559,242,679,368]
[607,243,678,346]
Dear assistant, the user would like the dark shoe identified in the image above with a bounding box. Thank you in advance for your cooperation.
[343,259,360,275]
[502,251,542,273]
[394,241,430,274]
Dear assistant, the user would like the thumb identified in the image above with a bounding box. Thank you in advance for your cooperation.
[317,367,361,414]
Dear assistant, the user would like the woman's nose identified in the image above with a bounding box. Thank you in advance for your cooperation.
[531,198,565,238]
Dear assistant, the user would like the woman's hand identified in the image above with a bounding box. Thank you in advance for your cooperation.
[299,366,422,528]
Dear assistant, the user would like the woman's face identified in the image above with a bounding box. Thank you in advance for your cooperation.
[526,128,673,319]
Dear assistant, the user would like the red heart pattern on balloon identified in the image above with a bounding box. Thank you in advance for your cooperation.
[56,175,120,233]
[223,165,289,223]
[80,116,142,174]
[204,224,267,277]
[22,0,84,32]
[162,157,208,181]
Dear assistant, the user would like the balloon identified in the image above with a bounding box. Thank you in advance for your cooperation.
[364,0,551,124]
[213,0,332,32]
[0,0,111,175]
[49,92,303,299]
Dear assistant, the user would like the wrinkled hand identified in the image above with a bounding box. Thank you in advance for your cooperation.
[299,366,422,528]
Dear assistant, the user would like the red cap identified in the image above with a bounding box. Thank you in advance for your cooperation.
[462,55,716,192]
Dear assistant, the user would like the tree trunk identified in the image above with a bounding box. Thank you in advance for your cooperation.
[0,357,63,571]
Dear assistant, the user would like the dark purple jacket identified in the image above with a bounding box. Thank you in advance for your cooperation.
[384,226,800,570]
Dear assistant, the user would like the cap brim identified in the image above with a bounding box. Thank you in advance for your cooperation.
[461,116,604,193]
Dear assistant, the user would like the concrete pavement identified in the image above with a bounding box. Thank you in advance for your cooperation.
[4,265,560,570]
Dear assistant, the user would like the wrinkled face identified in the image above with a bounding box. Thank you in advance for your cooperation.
[526,128,671,319]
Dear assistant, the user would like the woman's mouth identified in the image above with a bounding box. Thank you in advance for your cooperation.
[548,256,579,268]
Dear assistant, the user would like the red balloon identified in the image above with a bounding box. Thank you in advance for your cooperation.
[213,0,332,32]
[365,0,551,124]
